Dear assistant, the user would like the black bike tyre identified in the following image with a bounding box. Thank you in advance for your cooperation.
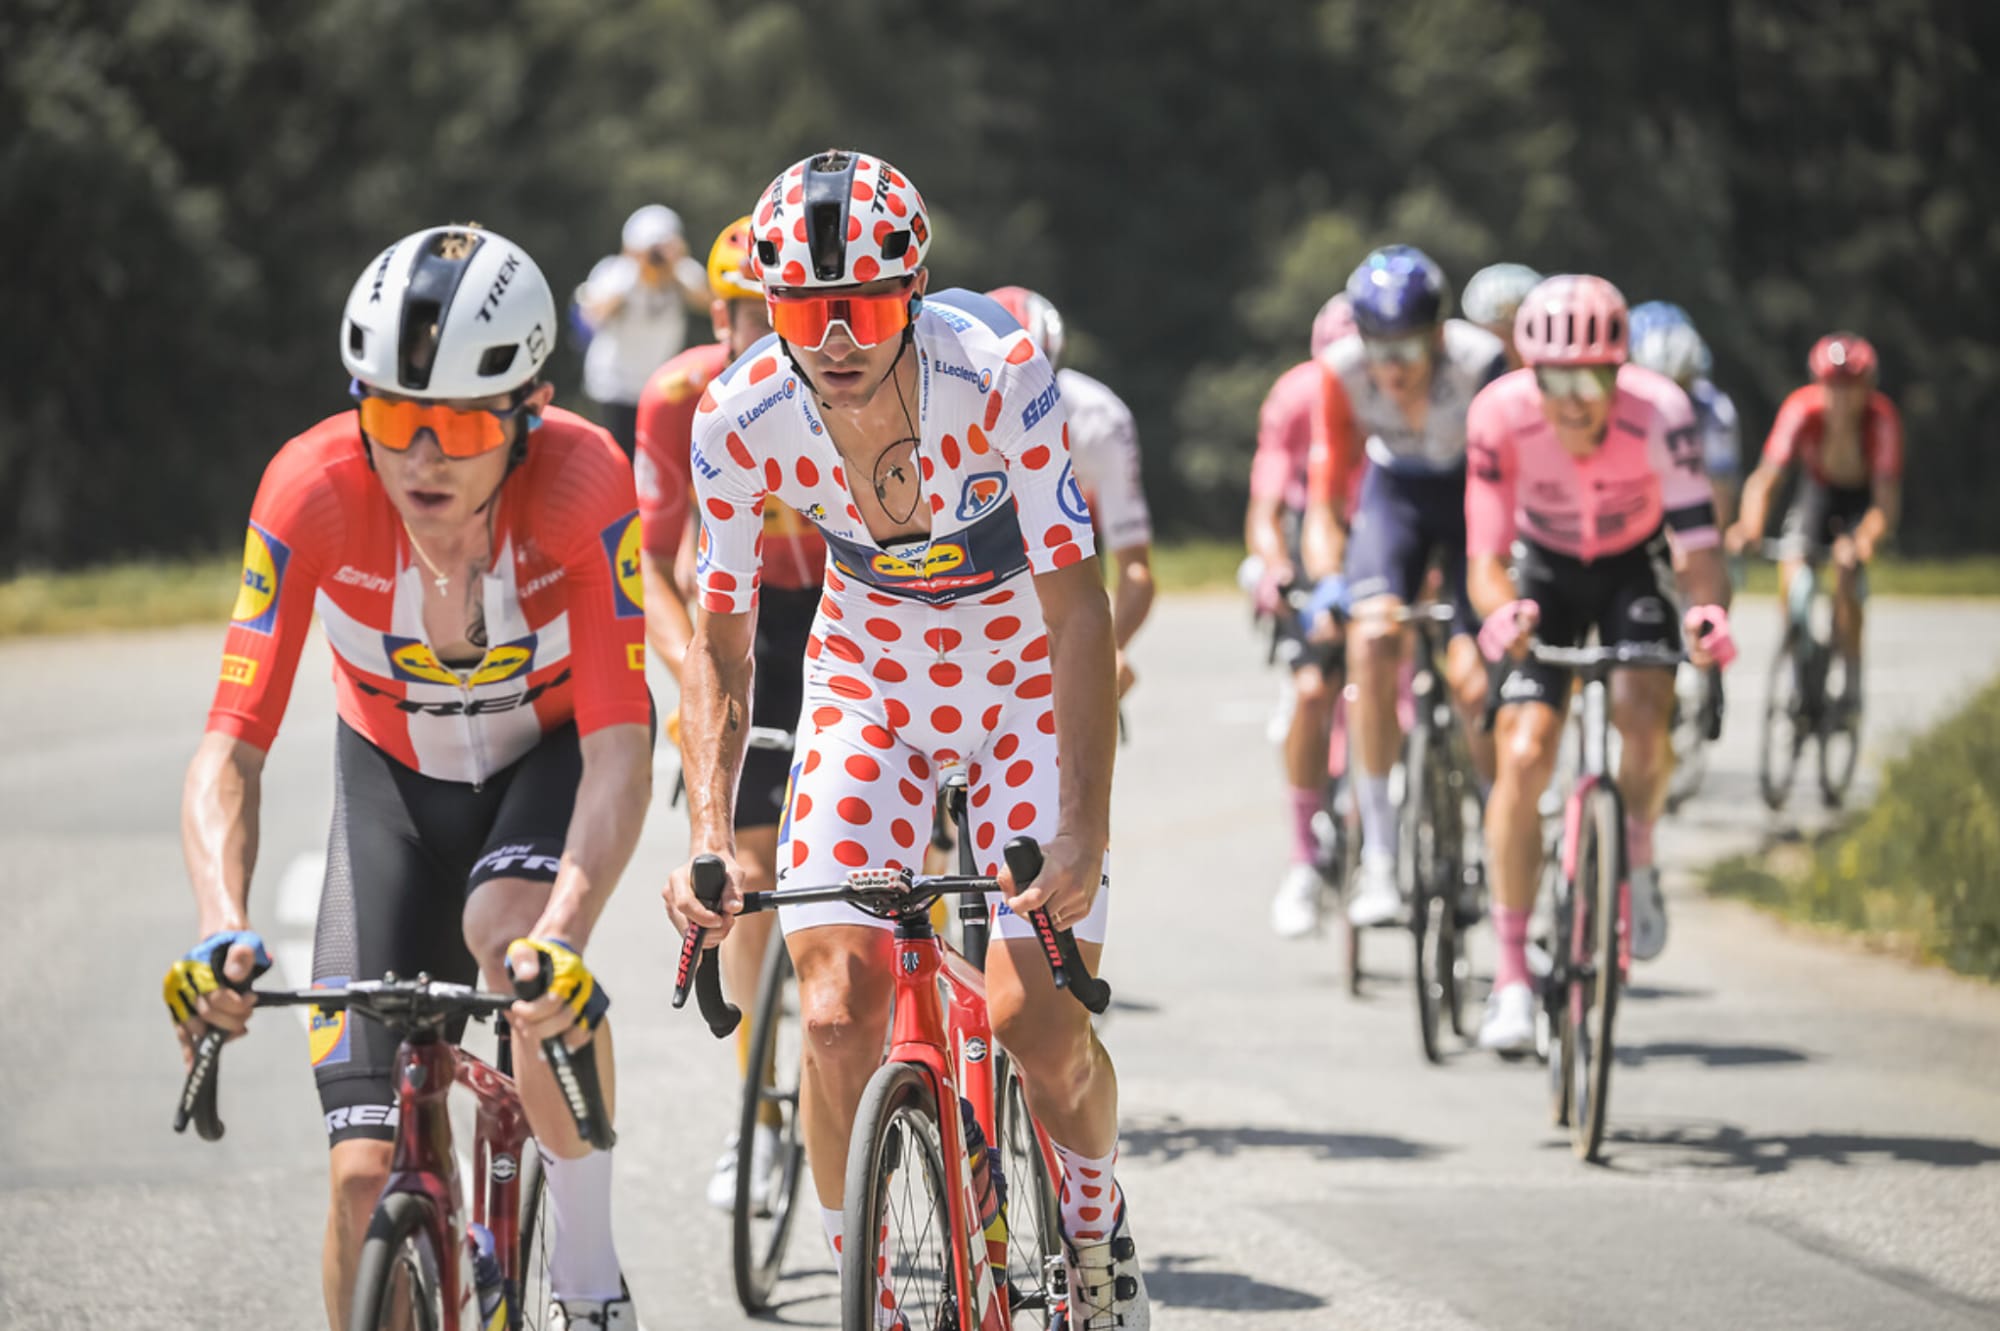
[733,936,806,1314]
[1545,841,1575,1127]
[1570,785,1623,1163]
[517,1146,552,1330]
[994,1052,1062,1327]
[348,1191,445,1331]
[1405,715,1446,1063]
[1758,639,1807,811]
[841,1062,960,1331]
[1817,650,1862,808]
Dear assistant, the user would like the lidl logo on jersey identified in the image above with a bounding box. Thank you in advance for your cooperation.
[230,521,291,634]
[601,512,645,618]
[469,637,537,685]
[309,978,351,1067]
[1056,460,1092,525]
[870,543,966,581]
[956,472,1009,522]
[385,638,462,685]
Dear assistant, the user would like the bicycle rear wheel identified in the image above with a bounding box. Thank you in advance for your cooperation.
[842,1062,961,1331]
[1569,785,1623,1163]
[1758,641,1808,811]
[734,938,807,1313]
[994,1053,1061,1327]
[348,1191,445,1331]
[1818,650,1862,808]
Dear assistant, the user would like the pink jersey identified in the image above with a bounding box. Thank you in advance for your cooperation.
[1250,361,1323,512]
[1466,364,1719,564]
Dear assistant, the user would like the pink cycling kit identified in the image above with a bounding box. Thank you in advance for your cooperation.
[1466,364,1720,563]
[1250,360,1325,514]
[689,290,1110,940]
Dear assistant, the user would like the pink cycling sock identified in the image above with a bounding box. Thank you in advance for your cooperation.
[1051,1140,1123,1244]
[1288,787,1321,866]
[1492,905,1532,990]
[1625,813,1655,869]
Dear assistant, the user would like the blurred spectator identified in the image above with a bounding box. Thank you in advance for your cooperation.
[576,204,710,455]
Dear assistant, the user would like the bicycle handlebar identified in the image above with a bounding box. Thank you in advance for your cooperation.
[672,836,1112,1028]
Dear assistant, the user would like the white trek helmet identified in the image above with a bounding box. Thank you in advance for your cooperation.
[1630,322,1710,387]
[341,226,557,399]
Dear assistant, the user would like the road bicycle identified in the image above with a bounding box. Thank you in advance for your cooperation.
[1527,640,1720,1162]
[675,836,1107,1330]
[174,966,610,1329]
[1754,540,1862,810]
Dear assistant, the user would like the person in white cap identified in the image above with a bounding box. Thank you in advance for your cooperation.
[577,203,710,454]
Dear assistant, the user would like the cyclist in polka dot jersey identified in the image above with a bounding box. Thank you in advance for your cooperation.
[662,150,1150,1329]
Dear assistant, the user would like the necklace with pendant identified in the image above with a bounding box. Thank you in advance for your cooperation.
[402,522,456,597]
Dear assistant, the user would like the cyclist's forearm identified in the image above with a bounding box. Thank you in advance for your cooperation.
[1467,554,1517,621]
[1300,502,1344,581]
[1244,497,1290,569]
[1046,582,1117,852]
[640,549,693,684]
[1109,547,1154,650]
[536,724,652,946]
[1860,478,1900,545]
[682,620,755,853]
[1677,546,1731,609]
[180,731,266,935]
[1735,465,1777,536]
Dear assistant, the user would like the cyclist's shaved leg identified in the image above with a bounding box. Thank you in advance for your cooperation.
[324,1138,393,1331]
[1284,663,1336,861]
[1444,633,1496,787]
[988,935,1118,1156]
[1486,701,1567,986]
[1610,669,1676,831]
[1834,561,1865,690]
[1348,597,1409,865]
[1777,558,1808,636]
[788,924,896,1210]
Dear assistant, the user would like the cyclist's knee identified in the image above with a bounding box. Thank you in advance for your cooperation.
[1494,708,1562,789]
[992,1005,1096,1106]
[794,942,893,1066]
[329,1139,393,1227]
[1293,664,1332,707]
[461,876,550,980]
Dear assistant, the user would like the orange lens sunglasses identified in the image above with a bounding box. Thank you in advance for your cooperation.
[766,282,914,351]
[350,382,525,458]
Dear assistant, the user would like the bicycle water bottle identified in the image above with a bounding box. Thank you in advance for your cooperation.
[958,1098,1011,1282]
[468,1222,510,1331]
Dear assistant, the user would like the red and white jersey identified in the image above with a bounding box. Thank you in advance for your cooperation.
[635,342,825,590]
[689,290,1092,670]
[1250,360,1321,513]
[1466,364,1720,564]
[1055,368,1152,553]
[207,408,652,784]
[1761,383,1903,487]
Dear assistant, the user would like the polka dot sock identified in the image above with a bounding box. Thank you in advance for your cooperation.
[1051,1140,1122,1244]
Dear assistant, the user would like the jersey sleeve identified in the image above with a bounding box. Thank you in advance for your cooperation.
[1073,391,1152,552]
[1651,384,1720,551]
[688,389,770,613]
[634,368,700,562]
[548,454,652,736]
[1305,364,1362,511]
[1249,369,1304,504]
[991,338,1096,572]
[1867,393,1905,481]
[205,444,339,752]
[1761,387,1814,468]
[1463,387,1518,559]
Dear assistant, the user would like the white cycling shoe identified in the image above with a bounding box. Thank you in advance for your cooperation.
[1064,1205,1150,1330]
[1477,982,1538,1055]
[705,1123,780,1213]
[1269,863,1324,939]
[549,1281,641,1329]
[1629,866,1668,962]
[1346,857,1404,928]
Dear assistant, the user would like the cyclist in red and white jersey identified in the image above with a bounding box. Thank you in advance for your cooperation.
[661,150,1150,1329]
[1247,294,1365,937]
[989,285,1155,696]
[636,217,827,1212]
[168,227,652,1328]
[1465,275,1734,1053]
[1729,332,1902,709]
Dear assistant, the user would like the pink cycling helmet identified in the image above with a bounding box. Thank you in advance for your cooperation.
[1809,331,1878,384]
[1310,294,1357,358]
[1514,274,1630,367]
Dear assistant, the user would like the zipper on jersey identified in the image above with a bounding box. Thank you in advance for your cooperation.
[451,666,489,790]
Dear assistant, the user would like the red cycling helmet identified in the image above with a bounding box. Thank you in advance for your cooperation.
[1514,275,1629,367]
[1809,332,1878,384]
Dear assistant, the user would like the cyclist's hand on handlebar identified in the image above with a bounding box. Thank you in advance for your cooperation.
[1252,558,1295,617]
[1000,833,1102,933]
[1723,522,1751,557]
[1304,574,1349,641]
[1478,598,1540,663]
[1114,649,1138,698]
[163,929,271,1065]
[1683,604,1738,670]
[505,937,610,1051]
[1833,532,1862,570]
[664,853,743,942]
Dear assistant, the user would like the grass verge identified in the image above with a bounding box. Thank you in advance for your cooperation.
[0,556,238,637]
[1707,672,2000,981]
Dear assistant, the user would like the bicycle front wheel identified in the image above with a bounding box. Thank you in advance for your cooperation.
[348,1192,446,1331]
[842,1062,961,1331]
[517,1146,553,1330]
[994,1054,1062,1327]
[1406,717,1448,1063]
[1569,784,1623,1163]
[1758,642,1808,810]
[1818,650,1862,808]
[734,937,807,1313]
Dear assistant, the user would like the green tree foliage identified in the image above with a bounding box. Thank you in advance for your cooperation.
[3,0,1994,568]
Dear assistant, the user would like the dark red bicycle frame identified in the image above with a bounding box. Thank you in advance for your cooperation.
[377,1033,534,1328]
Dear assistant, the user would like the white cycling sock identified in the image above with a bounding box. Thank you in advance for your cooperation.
[542,1148,624,1302]
[1357,772,1397,868]
[821,1204,844,1259]
[1051,1140,1122,1244]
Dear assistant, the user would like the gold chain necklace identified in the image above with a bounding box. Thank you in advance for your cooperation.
[401,517,491,598]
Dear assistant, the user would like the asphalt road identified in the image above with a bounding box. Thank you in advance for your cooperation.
[4,594,1999,1329]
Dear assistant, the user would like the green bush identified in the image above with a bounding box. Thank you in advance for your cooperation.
[1711,674,2000,980]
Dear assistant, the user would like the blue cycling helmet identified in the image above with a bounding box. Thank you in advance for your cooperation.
[1629,301,1711,377]
[1346,245,1451,337]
